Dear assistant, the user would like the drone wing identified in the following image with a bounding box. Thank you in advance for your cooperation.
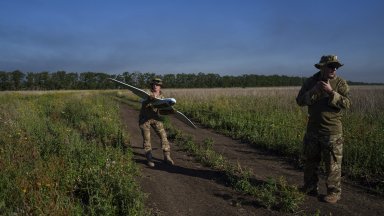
[174,110,197,129]
[158,107,197,129]
[108,78,149,99]
[109,78,197,129]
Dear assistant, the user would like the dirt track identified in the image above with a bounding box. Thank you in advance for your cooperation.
[120,104,383,215]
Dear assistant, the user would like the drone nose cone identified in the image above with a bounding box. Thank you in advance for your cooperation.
[169,98,176,105]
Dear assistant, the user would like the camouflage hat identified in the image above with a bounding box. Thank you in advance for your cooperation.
[314,55,344,69]
[150,78,163,86]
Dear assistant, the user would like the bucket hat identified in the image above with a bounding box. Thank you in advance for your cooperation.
[314,55,344,69]
[150,78,163,86]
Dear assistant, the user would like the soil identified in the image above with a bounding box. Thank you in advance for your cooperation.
[120,104,384,216]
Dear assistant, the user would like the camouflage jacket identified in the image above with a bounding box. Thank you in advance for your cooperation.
[296,72,351,135]
[139,90,164,124]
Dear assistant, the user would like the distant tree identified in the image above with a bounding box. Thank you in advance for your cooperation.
[138,72,156,88]
[51,71,68,89]
[79,72,96,89]
[122,72,134,85]
[162,74,177,88]
[10,70,25,90]
[95,72,113,89]
[66,72,79,89]
[0,71,11,90]
[25,72,38,90]
[37,72,53,90]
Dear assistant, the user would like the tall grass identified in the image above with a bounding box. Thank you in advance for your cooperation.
[167,87,305,155]
[0,91,145,215]
[165,86,384,190]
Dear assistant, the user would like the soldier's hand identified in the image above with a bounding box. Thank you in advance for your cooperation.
[320,80,333,94]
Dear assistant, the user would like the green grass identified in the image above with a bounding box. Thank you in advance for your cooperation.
[0,91,146,215]
[166,125,304,212]
[5,86,376,214]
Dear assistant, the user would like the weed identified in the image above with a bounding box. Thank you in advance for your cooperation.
[0,92,146,215]
[167,125,303,212]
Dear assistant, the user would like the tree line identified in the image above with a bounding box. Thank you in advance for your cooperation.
[0,70,378,91]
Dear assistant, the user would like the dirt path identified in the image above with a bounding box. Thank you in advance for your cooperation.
[120,104,383,215]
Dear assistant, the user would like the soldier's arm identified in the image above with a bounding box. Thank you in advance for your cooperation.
[328,80,351,110]
[296,79,322,106]
[141,92,156,108]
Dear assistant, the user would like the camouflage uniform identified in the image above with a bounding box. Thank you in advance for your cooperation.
[139,90,171,155]
[296,55,351,199]
[139,78,175,167]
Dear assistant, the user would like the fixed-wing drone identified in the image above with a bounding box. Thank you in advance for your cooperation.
[108,78,197,129]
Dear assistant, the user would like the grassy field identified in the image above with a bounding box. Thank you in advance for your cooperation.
[165,86,384,191]
[1,85,383,213]
[0,91,146,215]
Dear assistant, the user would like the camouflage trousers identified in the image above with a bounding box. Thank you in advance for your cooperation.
[302,132,343,195]
[139,119,170,153]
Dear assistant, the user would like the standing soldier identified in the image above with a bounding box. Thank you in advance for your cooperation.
[296,55,351,204]
[139,78,174,167]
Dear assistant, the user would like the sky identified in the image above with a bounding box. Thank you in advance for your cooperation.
[1,0,383,83]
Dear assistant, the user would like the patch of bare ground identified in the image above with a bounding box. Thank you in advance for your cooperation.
[120,104,383,216]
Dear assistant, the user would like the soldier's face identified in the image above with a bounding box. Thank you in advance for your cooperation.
[322,64,338,79]
[152,84,161,91]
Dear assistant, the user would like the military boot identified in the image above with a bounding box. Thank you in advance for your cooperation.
[145,151,155,167]
[163,152,174,165]
[323,193,341,204]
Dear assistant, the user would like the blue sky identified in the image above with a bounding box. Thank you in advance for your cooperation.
[1,0,383,83]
